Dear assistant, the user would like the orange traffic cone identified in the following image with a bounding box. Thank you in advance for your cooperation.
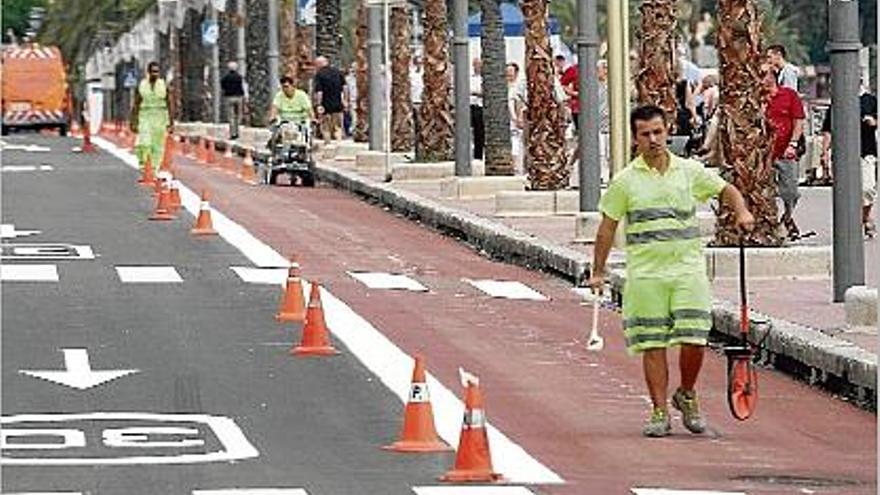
[240,148,258,184]
[384,355,453,453]
[276,259,306,322]
[81,118,96,153]
[206,139,216,166]
[191,189,218,236]
[160,133,174,171]
[222,145,235,174]
[138,157,156,186]
[168,179,182,215]
[149,181,175,221]
[291,282,339,357]
[441,370,503,482]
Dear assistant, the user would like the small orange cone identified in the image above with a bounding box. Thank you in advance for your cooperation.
[160,133,174,171]
[168,179,182,215]
[191,189,218,236]
[222,145,235,174]
[441,370,503,482]
[80,118,96,153]
[384,355,453,453]
[149,181,175,221]
[276,259,306,322]
[138,157,156,186]
[291,282,340,357]
[206,139,216,166]
[240,148,258,184]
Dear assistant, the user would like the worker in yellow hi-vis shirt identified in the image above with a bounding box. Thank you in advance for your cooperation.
[589,105,755,438]
[131,61,174,174]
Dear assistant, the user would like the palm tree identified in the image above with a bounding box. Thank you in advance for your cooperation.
[316,0,341,63]
[390,5,414,152]
[280,0,299,79]
[480,0,513,175]
[636,0,677,126]
[354,1,368,142]
[418,0,453,161]
[246,0,272,126]
[714,0,781,246]
[521,0,567,189]
[179,8,207,121]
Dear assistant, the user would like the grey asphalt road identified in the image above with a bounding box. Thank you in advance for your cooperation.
[1,135,452,494]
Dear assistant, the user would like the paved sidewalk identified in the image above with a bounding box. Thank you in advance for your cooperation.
[159,127,877,408]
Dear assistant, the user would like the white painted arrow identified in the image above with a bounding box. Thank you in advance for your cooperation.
[20,349,139,390]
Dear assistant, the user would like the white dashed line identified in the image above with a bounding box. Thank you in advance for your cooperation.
[230,267,289,286]
[413,488,534,495]
[631,489,747,495]
[115,266,183,283]
[193,490,309,495]
[465,279,548,301]
[0,264,59,282]
[347,271,429,291]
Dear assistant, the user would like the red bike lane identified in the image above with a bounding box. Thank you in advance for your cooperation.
[173,155,875,495]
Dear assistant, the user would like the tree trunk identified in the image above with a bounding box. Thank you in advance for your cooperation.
[247,0,272,126]
[354,1,369,142]
[391,5,414,152]
[280,0,298,79]
[418,0,454,162]
[522,0,567,189]
[636,0,677,126]
[218,1,238,122]
[316,0,341,64]
[480,0,513,175]
[296,25,316,88]
[179,8,206,122]
[714,0,781,246]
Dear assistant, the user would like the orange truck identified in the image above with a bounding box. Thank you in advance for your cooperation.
[1,44,70,136]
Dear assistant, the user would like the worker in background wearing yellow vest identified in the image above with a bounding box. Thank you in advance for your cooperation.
[589,105,755,438]
[131,61,174,174]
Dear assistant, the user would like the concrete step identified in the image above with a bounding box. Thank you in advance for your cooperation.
[440,176,527,199]
[391,161,455,181]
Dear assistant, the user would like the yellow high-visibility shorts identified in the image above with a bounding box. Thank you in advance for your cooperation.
[622,275,712,355]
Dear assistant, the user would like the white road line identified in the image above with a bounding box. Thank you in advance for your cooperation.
[413,487,534,495]
[0,224,42,239]
[1,165,38,172]
[631,489,747,495]
[2,493,83,495]
[230,266,289,285]
[0,264,59,282]
[193,490,308,495]
[347,271,429,291]
[94,137,564,485]
[465,279,548,301]
[115,266,183,283]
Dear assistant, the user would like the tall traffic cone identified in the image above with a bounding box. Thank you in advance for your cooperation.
[206,139,216,166]
[149,180,175,221]
[222,144,235,173]
[276,259,306,322]
[384,355,453,453]
[191,189,218,236]
[138,156,156,186]
[160,133,174,171]
[168,179,182,215]
[80,118,96,153]
[291,282,339,357]
[440,370,503,482]
[240,148,258,184]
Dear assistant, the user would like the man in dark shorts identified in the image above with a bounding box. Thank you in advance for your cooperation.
[313,56,348,143]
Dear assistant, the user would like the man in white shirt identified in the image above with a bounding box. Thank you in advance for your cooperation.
[470,57,484,159]
[766,44,800,91]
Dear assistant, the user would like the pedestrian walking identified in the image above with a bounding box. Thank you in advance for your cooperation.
[313,56,348,143]
[589,105,755,438]
[344,63,357,137]
[506,62,525,174]
[221,61,246,140]
[470,58,485,160]
[766,44,800,92]
[763,63,806,241]
[130,61,173,176]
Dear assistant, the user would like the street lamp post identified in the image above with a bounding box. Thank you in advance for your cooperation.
[452,0,471,176]
[268,0,281,96]
[367,5,383,151]
[576,0,600,211]
[828,0,866,302]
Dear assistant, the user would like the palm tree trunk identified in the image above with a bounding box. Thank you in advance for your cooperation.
[391,5,414,152]
[418,0,454,161]
[480,0,513,175]
[179,8,206,122]
[714,0,781,246]
[316,0,341,63]
[354,1,369,142]
[296,25,315,88]
[218,2,238,123]
[247,0,272,126]
[522,0,567,189]
[280,0,298,79]
[636,0,677,125]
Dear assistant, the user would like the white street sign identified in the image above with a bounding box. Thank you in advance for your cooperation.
[20,349,139,390]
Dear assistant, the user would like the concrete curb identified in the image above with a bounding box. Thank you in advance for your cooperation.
[203,133,877,409]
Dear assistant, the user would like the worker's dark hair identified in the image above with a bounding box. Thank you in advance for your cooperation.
[766,44,786,58]
[630,105,667,135]
[147,61,160,71]
[555,54,566,62]
[507,62,519,73]
[280,75,294,85]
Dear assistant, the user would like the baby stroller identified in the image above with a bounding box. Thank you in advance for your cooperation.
[264,120,316,187]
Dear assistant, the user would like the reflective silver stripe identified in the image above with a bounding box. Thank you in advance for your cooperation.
[672,309,712,320]
[464,408,486,428]
[409,382,430,403]
[627,207,695,224]
[624,317,673,329]
[626,226,701,245]
[626,328,710,347]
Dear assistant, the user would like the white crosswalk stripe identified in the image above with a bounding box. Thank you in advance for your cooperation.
[193,490,309,495]
[230,266,289,285]
[347,271,429,291]
[0,264,59,282]
[631,489,747,495]
[413,487,535,495]
[115,266,183,283]
[465,279,548,301]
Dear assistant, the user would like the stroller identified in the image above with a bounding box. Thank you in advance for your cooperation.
[263,120,316,187]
